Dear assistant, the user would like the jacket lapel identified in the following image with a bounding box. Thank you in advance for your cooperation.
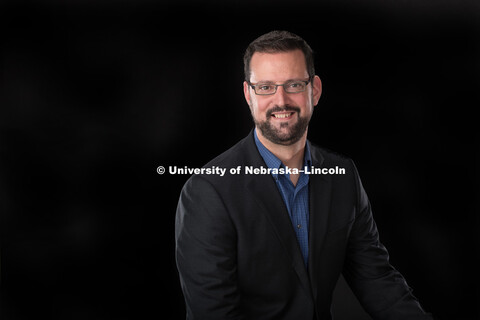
[307,142,333,301]
[243,130,314,299]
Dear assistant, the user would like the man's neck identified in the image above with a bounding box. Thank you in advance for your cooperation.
[255,127,307,170]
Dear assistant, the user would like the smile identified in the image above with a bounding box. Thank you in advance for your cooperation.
[272,112,294,119]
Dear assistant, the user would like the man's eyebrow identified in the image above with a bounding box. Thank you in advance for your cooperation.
[255,78,303,84]
[254,80,275,84]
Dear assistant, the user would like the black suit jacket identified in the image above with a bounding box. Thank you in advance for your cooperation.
[175,130,432,320]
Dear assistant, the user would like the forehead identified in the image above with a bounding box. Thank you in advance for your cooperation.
[249,49,308,82]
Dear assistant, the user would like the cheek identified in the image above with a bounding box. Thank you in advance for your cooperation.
[301,92,316,113]
[297,93,311,107]
[250,98,269,116]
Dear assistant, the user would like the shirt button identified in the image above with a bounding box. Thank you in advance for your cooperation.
[297,224,302,229]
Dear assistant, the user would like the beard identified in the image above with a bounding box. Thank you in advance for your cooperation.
[253,105,311,146]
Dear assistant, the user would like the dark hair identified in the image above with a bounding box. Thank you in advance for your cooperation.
[243,30,315,82]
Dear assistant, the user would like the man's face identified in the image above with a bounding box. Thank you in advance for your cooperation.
[243,49,322,146]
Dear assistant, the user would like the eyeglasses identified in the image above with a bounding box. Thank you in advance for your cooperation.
[248,77,313,95]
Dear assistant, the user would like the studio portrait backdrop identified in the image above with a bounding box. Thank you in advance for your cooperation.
[2,0,479,319]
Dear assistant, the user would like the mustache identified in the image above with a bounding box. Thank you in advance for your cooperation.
[265,105,301,118]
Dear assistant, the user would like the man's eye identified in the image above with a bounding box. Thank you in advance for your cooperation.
[288,82,303,88]
[258,85,273,91]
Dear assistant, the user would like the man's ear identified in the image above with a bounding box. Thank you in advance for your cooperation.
[312,75,322,106]
[243,81,252,106]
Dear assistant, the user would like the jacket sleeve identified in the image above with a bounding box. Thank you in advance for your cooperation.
[175,175,244,320]
[343,161,434,320]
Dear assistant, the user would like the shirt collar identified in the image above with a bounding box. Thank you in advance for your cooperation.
[254,129,312,177]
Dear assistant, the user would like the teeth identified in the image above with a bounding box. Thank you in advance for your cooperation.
[273,113,292,119]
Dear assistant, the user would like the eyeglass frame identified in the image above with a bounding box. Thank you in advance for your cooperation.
[247,76,314,96]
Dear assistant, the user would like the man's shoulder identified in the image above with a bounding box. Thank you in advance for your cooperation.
[308,140,353,167]
[203,133,254,168]
[180,133,255,193]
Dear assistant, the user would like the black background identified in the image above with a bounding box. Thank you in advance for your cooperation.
[1,0,479,319]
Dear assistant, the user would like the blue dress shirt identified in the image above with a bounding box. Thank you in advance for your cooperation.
[254,130,311,267]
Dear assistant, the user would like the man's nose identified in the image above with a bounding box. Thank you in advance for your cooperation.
[272,85,288,105]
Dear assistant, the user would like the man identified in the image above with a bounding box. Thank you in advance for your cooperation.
[175,30,433,320]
